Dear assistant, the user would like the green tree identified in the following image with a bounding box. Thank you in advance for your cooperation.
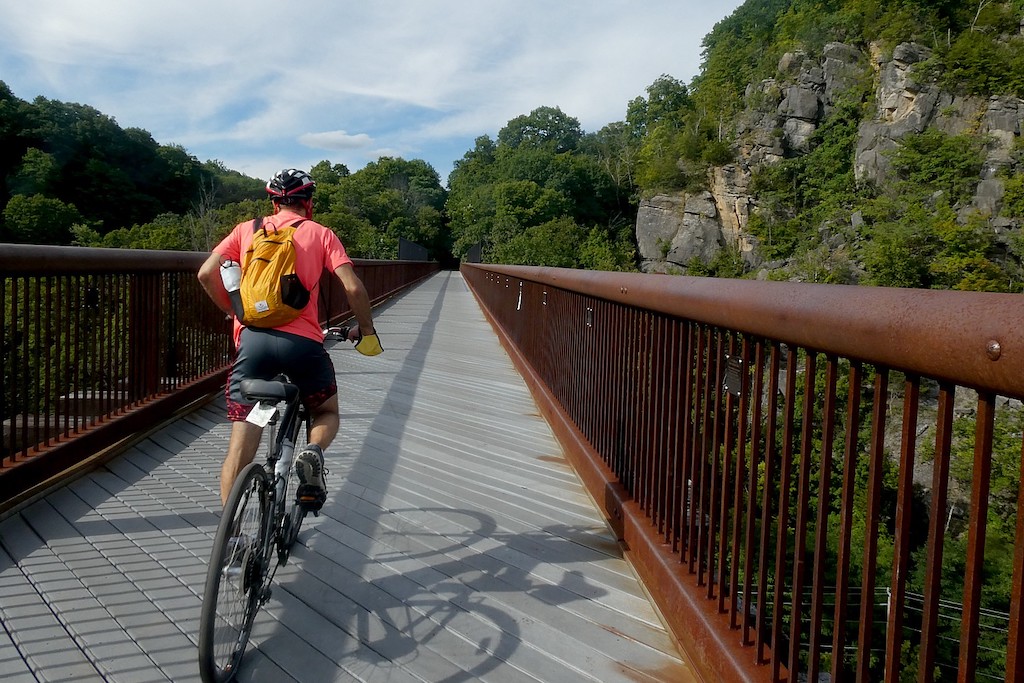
[318,156,447,260]
[2,92,225,239]
[889,129,985,206]
[626,74,690,137]
[0,81,32,185]
[861,214,937,288]
[199,159,264,206]
[928,212,1006,291]
[634,124,690,192]
[74,213,191,251]
[448,113,637,268]
[151,143,205,212]
[491,216,582,267]
[9,148,58,195]
[578,225,637,271]
[309,160,351,186]
[493,180,570,229]
[746,95,866,263]
[1003,169,1024,219]
[3,193,83,244]
[581,121,640,202]
[930,2,1024,97]
[497,106,582,153]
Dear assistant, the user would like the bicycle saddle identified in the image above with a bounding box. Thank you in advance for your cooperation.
[240,378,299,403]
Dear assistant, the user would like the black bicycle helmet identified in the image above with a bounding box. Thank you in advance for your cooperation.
[266,168,316,201]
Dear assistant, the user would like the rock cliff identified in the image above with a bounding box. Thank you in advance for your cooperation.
[636,41,1024,276]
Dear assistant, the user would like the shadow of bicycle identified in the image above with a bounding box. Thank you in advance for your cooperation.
[268,504,616,683]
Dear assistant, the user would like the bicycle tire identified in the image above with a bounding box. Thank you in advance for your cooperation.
[198,463,271,683]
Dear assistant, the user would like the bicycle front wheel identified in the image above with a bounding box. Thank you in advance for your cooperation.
[198,463,270,683]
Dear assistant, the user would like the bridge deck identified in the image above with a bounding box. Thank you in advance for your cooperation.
[0,271,696,683]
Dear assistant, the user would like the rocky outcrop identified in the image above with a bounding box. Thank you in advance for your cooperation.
[638,41,871,273]
[636,40,1024,276]
[856,44,1024,238]
[856,44,1023,224]
[636,193,723,273]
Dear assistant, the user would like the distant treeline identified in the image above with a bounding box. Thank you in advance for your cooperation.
[0,84,642,268]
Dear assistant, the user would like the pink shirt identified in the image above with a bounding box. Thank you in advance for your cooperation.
[213,212,352,347]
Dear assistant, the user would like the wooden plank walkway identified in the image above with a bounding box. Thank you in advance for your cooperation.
[0,271,697,683]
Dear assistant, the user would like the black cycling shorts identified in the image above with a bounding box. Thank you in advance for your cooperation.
[226,327,337,421]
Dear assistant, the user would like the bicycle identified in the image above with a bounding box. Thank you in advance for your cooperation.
[197,372,315,683]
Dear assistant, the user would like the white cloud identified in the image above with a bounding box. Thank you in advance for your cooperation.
[0,1,746,179]
[299,131,375,152]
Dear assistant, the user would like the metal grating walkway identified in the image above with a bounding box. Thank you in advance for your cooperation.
[0,271,696,683]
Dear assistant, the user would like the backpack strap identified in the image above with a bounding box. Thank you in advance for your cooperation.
[252,216,306,234]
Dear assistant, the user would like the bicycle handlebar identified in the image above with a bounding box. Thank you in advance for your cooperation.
[323,325,352,340]
[323,324,383,356]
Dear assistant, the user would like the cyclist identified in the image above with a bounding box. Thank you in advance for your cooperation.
[197,168,382,512]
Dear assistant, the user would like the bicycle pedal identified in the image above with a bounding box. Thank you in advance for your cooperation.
[297,495,325,514]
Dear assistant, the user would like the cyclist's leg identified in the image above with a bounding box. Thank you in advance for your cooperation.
[221,422,262,504]
[283,333,338,451]
[307,393,339,449]
[294,398,334,509]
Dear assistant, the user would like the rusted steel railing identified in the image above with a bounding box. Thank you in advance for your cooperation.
[1,244,437,510]
[463,263,1024,683]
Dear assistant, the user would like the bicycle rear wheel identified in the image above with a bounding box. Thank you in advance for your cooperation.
[198,463,270,683]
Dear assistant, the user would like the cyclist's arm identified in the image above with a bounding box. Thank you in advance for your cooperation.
[334,263,375,336]
[198,252,233,315]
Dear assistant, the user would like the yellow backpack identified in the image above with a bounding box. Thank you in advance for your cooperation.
[239,217,310,328]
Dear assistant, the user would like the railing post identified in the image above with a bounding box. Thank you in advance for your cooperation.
[129,272,161,401]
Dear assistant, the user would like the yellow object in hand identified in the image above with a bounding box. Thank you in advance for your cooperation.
[355,333,383,356]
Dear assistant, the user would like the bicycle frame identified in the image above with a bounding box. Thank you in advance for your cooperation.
[256,386,308,579]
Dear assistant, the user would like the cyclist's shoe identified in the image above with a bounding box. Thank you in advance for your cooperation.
[295,444,328,512]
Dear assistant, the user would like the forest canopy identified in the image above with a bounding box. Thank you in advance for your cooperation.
[1,0,1022,276]
[0,84,641,268]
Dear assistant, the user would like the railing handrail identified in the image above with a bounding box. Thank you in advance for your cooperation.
[0,243,207,273]
[0,243,431,273]
[476,263,1024,398]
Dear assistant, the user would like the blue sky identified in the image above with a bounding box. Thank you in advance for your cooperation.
[1,1,745,185]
